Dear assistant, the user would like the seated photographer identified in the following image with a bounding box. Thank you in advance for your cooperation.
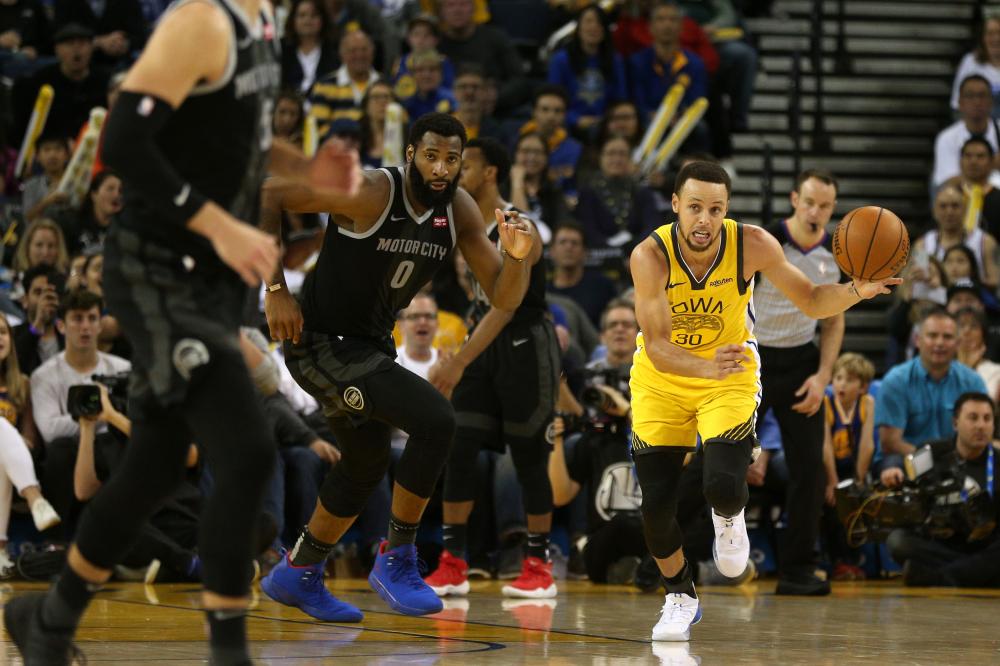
[29,289,131,537]
[549,299,641,583]
[876,307,986,457]
[879,392,1000,587]
[74,384,203,583]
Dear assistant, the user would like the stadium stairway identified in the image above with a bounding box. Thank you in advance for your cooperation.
[737,0,979,373]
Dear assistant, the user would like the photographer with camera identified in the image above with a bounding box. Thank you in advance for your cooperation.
[548,298,645,583]
[29,289,130,537]
[879,392,1000,587]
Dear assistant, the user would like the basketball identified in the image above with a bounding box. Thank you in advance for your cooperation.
[832,206,910,281]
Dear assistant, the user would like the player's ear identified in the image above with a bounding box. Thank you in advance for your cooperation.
[406,145,414,163]
[671,193,680,214]
[790,189,799,209]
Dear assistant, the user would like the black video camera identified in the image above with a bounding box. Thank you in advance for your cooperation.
[574,364,631,433]
[67,372,130,421]
[836,446,996,545]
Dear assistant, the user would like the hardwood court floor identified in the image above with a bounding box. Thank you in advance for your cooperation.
[1,578,998,664]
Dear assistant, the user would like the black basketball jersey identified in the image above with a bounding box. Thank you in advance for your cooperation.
[468,204,548,328]
[117,0,281,269]
[300,166,458,338]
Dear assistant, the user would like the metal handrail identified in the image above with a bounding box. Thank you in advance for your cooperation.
[789,50,803,176]
[761,141,774,225]
[811,0,831,153]
[834,0,851,74]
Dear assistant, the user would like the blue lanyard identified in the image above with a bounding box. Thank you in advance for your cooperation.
[987,445,994,499]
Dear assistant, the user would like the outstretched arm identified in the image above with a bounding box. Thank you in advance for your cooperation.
[631,237,749,380]
[747,225,901,319]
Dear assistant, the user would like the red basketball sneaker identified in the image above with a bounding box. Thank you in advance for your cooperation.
[501,557,557,598]
[424,550,470,597]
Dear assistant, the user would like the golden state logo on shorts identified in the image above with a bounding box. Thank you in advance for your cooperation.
[671,296,725,349]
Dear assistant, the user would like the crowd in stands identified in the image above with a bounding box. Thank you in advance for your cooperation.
[0,0,995,595]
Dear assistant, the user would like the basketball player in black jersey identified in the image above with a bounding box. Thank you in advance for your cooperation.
[259,113,535,620]
[3,2,359,664]
[422,137,560,599]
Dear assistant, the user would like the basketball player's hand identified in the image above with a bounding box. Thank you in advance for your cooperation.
[496,208,534,261]
[792,373,826,416]
[208,214,280,287]
[309,138,362,196]
[851,277,903,300]
[708,344,751,379]
[265,287,304,344]
[429,353,466,399]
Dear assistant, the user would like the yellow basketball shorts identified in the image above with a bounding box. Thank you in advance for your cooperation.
[630,379,760,452]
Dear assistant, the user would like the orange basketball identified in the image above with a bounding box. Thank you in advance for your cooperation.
[832,206,910,281]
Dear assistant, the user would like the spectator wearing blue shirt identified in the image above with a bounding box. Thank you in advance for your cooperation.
[400,49,455,120]
[547,5,627,137]
[628,0,710,153]
[392,14,456,109]
[876,308,987,457]
[518,85,583,195]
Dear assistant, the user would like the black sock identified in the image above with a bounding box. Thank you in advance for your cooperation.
[40,567,101,631]
[526,532,550,561]
[386,514,420,550]
[206,608,249,666]
[442,523,468,559]
[289,527,336,567]
[663,560,697,599]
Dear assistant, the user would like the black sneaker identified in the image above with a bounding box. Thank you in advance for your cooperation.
[566,544,588,581]
[634,554,663,593]
[902,560,946,587]
[775,569,831,596]
[4,593,84,665]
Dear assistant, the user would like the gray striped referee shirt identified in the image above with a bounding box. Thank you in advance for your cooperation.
[753,220,842,348]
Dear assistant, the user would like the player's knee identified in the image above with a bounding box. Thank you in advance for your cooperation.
[702,437,753,517]
[419,399,456,452]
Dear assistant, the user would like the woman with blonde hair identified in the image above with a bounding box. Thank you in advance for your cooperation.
[13,218,70,275]
[0,311,60,573]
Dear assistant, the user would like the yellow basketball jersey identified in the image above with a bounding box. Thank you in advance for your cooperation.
[632,218,759,391]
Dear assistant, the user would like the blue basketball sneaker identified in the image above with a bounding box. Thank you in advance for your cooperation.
[260,553,363,622]
[368,541,443,616]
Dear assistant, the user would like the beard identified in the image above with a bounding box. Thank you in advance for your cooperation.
[408,163,461,208]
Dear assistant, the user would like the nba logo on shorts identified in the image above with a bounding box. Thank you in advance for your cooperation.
[343,386,364,411]
[433,216,448,228]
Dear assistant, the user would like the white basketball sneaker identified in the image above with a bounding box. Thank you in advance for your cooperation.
[651,592,702,641]
[712,509,749,578]
[30,497,60,532]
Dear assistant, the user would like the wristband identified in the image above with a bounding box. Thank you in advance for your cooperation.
[267,283,283,293]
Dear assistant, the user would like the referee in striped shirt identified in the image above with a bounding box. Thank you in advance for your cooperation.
[753,169,843,596]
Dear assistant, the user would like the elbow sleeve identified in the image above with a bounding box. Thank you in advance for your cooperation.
[102,90,208,227]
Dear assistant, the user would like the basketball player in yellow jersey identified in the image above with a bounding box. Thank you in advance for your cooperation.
[631,162,900,642]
